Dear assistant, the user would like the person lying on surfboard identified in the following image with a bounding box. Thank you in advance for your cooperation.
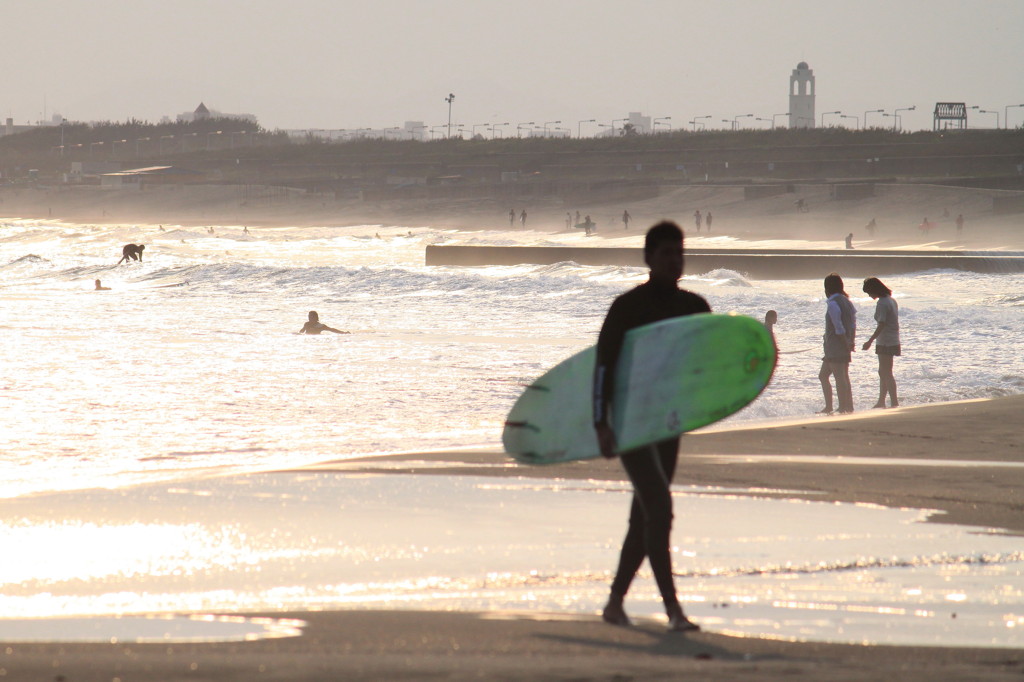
[593,220,709,633]
[298,310,349,335]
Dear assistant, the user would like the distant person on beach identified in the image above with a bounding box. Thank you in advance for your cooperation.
[764,309,777,343]
[795,198,806,212]
[117,244,145,264]
[593,220,708,633]
[94,279,110,291]
[566,212,572,229]
[817,272,856,414]
[845,233,854,250]
[705,212,713,232]
[298,311,348,335]
[520,209,527,227]
[866,218,876,236]
[575,210,581,225]
[509,209,515,227]
[861,277,900,409]
[243,226,250,235]
[919,217,934,233]
[158,225,165,232]
[622,210,631,230]
[582,215,595,236]
[693,210,702,232]
[956,214,964,235]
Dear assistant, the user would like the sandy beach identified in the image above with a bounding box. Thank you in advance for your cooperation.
[2,397,1022,681]
[2,181,1023,679]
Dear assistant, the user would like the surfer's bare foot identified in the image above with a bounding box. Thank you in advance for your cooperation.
[667,609,700,633]
[816,407,833,415]
[891,401,899,408]
[872,402,886,409]
[602,600,630,627]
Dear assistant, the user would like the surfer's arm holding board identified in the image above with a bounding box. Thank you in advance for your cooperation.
[592,224,711,459]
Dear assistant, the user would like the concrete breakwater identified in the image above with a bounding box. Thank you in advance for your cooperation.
[425,245,1024,279]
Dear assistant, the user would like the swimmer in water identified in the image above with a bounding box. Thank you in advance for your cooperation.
[298,310,349,335]
[94,279,110,291]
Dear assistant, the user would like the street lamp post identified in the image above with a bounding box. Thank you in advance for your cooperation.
[577,118,595,138]
[653,116,671,133]
[136,137,151,157]
[978,109,1000,129]
[755,117,772,128]
[430,125,446,139]
[59,118,66,157]
[516,121,535,138]
[612,118,628,135]
[543,120,561,136]
[692,115,712,131]
[864,109,885,129]
[445,93,455,138]
[205,131,221,151]
[821,110,841,127]
[411,125,427,140]
[1004,104,1024,129]
[893,105,915,132]
[471,123,489,138]
[841,114,860,130]
[771,112,790,129]
[733,114,754,130]
[721,119,732,130]
[491,122,509,139]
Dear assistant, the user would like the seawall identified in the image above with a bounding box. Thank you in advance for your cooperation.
[425,245,1024,279]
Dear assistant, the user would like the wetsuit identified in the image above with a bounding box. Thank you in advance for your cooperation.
[593,279,710,609]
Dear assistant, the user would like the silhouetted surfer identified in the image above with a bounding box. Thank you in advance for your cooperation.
[593,221,709,633]
[117,244,145,264]
[298,311,348,335]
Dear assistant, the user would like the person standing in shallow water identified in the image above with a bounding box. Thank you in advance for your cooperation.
[593,221,708,633]
[298,311,348,335]
[861,277,900,408]
[817,273,856,414]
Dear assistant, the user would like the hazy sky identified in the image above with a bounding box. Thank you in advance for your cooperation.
[6,0,1023,133]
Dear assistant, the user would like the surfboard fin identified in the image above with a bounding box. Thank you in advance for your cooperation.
[525,384,550,392]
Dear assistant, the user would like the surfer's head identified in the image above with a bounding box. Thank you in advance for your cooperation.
[308,310,319,322]
[823,272,846,297]
[644,221,684,284]
[862,277,891,299]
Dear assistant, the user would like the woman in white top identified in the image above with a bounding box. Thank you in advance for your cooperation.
[861,278,900,408]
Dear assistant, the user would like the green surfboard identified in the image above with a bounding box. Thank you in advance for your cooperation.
[503,313,776,465]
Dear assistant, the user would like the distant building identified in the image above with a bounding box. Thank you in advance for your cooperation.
[176,102,257,124]
[789,62,815,129]
[627,112,651,134]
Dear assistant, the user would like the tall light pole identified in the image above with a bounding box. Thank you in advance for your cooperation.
[821,110,841,127]
[864,109,884,129]
[59,118,66,157]
[771,112,790,129]
[978,109,999,129]
[893,105,915,132]
[490,122,509,139]
[411,124,427,140]
[1004,104,1024,129]
[445,93,455,138]
[516,121,535,138]
[755,117,772,128]
[612,118,628,135]
[577,118,595,138]
[471,123,489,138]
[733,113,754,130]
[841,114,859,130]
[692,115,712,131]
[543,120,561,136]
[653,116,671,133]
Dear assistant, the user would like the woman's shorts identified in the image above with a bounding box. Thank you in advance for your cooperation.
[876,344,902,356]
